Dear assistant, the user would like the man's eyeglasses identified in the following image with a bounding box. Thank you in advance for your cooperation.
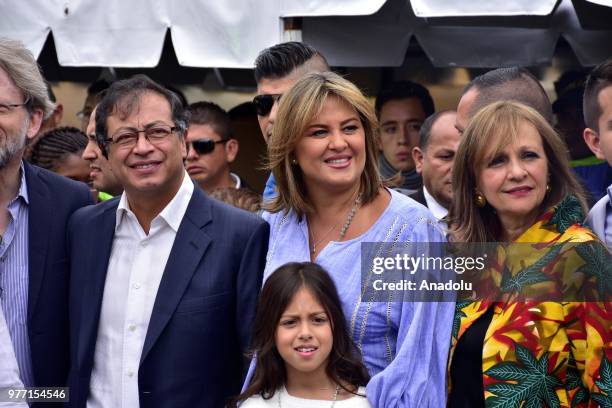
[252,94,281,117]
[107,124,176,149]
[0,97,29,115]
[186,139,228,155]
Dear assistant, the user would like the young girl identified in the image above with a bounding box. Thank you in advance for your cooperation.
[231,262,371,407]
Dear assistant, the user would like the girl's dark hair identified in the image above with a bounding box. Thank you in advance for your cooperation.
[229,262,369,407]
[30,126,87,171]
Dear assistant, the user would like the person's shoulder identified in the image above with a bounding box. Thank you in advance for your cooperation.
[25,162,89,196]
[337,387,371,407]
[261,208,295,227]
[72,196,118,223]
[377,189,444,240]
[562,222,605,244]
[387,189,437,224]
[238,394,274,408]
[205,192,266,228]
[587,193,610,218]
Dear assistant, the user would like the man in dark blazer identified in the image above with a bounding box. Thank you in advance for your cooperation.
[0,38,93,399]
[67,75,268,408]
[410,110,461,223]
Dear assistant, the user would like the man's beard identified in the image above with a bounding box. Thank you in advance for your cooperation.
[0,119,28,169]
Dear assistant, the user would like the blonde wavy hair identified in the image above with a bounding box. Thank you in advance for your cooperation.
[264,72,382,217]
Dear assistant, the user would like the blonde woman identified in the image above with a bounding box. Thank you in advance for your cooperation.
[256,72,454,407]
[447,101,610,407]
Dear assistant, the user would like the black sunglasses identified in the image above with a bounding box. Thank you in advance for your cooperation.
[187,139,228,155]
[252,94,281,116]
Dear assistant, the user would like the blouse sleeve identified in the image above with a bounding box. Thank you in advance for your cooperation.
[366,217,455,408]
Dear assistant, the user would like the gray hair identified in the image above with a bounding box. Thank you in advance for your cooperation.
[0,38,54,119]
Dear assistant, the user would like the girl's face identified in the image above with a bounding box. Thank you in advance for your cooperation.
[275,287,333,379]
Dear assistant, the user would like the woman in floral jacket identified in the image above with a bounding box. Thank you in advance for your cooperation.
[447,101,611,407]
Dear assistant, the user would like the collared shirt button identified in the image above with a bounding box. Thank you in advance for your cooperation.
[127,370,134,377]
[132,283,141,289]
[128,324,136,332]
[141,241,148,247]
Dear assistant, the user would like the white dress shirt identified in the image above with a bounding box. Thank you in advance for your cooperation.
[422,186,449,221]
[87,173,194,408]
[0,306,27,408]
[230,172,241,189]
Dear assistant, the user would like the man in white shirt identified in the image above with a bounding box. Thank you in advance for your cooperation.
[67,75,269,408]
[411,110,461,222]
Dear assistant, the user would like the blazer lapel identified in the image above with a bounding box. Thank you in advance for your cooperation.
[140,189,212,364]
[77,206,116,369]
[25,164,51,322]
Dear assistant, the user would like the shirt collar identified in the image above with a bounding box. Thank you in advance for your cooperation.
[116,171,194,232]
[607,184,612,205]
[230,172,240,189]
[12,162,29,205]
[422,186,448,221]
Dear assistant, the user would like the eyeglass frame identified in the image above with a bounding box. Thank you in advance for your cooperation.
[104,123,178,149]
[252,94,282,117]
[186,138,229,155]
[0,97,30,116]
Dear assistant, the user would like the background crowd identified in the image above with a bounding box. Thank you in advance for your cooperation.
[0,37,610,408]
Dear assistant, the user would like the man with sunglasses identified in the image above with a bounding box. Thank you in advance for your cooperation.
[67,75,268,408]
[185,101,245,193]
[252,41,329,200]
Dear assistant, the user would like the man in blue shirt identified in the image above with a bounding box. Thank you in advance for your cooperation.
[583,59,612,248]
[252,42,330,200]
[0,38,92,394]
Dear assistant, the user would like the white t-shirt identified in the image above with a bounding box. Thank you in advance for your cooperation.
[240,386,371,408]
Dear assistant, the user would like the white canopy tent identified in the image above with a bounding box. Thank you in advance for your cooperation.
[302,0,612,67]
[0,0,610,68]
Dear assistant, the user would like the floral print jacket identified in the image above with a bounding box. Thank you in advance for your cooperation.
[449,196,611,407]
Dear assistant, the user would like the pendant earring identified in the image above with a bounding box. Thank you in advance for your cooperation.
[291,158,298,165]
[475,192,486,208]
[546,184,551,193]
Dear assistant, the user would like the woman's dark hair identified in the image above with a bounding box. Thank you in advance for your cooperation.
[229,262,369,407]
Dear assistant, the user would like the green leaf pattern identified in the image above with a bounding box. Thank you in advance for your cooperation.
[591,355,612,408]
[485,343,563,408]
[574,242,612,300]
[545,195,584,234]
[500,245,562,294]
[566,354,589,407]
[452,300,473,340]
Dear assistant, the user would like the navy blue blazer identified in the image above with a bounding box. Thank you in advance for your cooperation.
[67,186,269,408]
[408,187,427,208]
[23,162,93,391]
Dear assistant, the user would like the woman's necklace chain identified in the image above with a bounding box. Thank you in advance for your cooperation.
[278,384,340,407]
[309,194,362,254]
